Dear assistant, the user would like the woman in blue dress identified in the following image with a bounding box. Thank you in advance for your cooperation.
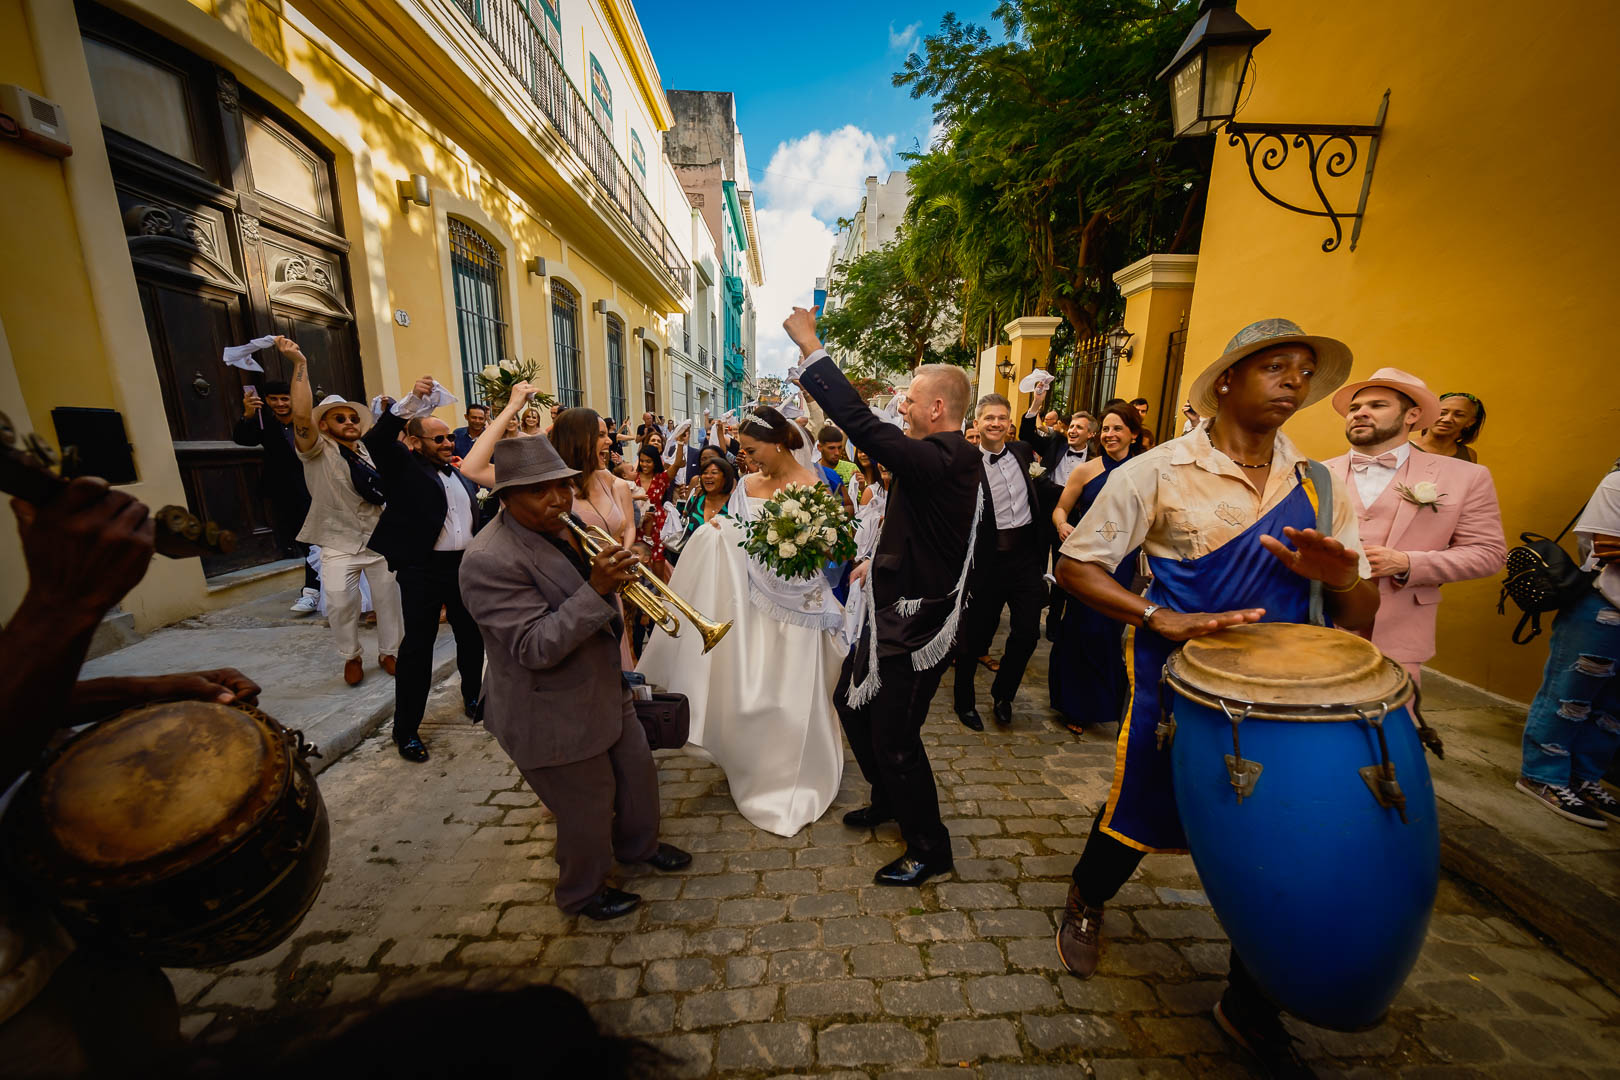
[1046,403,1145,733]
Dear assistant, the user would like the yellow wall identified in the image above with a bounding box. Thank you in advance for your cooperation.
[1178,0,1620,700]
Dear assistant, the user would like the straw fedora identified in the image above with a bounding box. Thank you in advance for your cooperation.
[1330,366,1441,430]
[311,394,371,433]
[488,433,580,493]
[1187,318,1354,417]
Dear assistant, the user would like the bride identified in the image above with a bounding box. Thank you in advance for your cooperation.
[636,406,848,836]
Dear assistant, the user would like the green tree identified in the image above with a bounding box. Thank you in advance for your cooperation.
[818,236,971,378]
[897,0,1210,344]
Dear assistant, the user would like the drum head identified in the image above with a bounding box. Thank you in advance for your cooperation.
[39,701,279,870]
[1167,623,1411,714]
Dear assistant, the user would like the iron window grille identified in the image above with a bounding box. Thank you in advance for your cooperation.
[449,218,507,401]
[607,316,628,423]
[552,284,583,408]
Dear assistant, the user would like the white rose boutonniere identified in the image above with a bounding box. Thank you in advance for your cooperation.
[475,486,491,506]
[1028,461,1046,479]
[1396,480,1445,512]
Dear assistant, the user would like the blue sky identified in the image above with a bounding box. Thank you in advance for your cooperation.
[638,4,1000,375]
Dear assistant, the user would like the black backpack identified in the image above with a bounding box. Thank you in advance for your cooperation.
[1497,503,1595,645]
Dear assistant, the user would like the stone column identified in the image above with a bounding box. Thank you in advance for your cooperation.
[1109,255,1198,439]
[1001,316,1064,418]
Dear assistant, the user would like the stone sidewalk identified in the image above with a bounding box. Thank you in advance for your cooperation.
[165,637,1620,1078]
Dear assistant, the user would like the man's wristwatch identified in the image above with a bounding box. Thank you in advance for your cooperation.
[1140,604,1160,629]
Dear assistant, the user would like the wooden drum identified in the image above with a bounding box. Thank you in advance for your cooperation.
[4,700,329,968]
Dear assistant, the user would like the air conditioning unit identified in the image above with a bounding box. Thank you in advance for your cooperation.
[0,84,71,159]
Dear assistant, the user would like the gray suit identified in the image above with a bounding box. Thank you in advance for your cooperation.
[459,512,661,911]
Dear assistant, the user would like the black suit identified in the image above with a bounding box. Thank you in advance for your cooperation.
[364,409,484,742]
[1018,412,1087,637]
[232,411,311,554]
[1018,412,1070,471]
[798,354,981,858]
[954,440,1057,713]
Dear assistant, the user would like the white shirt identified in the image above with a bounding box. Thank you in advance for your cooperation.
[1051,443,1089,486]
[1350,441,1410,507]
[981,444,1033,529]
[434,470,475,551]
[1575,470,1620,609]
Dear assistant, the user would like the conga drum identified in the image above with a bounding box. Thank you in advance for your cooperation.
[4,700,329,967]
[1162,623,1438,1031]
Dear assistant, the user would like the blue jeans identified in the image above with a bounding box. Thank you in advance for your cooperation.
[1520,588,1620,786]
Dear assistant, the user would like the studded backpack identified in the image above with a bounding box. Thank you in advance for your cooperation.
[1498,502,1595,645]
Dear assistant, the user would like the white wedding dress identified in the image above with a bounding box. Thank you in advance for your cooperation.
[636,482,848,836]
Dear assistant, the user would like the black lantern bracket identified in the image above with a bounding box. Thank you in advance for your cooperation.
[1225,89,1389,253]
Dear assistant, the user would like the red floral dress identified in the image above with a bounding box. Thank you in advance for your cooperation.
[638,472,672,563]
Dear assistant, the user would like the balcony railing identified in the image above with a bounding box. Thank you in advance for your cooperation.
[697,344,709,371]
[683,330,691,354]
[453,0,689,296]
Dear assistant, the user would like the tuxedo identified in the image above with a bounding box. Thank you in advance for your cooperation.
[232,411,311,557]
[798,351,980,858]
[363,408,486,743]
[1018,412,1089,481]
[954,439,1058,714]
[1322,445,1505,682]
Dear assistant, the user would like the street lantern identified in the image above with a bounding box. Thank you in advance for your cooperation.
[996,356,1016,382]
[1104,325,1135,363]
[1158,0,1271,138]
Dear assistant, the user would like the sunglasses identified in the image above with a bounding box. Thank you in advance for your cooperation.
[421,434,453,444]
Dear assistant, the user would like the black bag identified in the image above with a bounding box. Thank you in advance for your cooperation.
[634,692,690,751]
[1497,503,1595,645]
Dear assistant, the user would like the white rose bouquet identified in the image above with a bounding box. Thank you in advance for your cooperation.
[473,357,556,420]
[739,483,857,581]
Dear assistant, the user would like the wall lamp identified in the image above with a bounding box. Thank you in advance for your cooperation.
[396,173,431,214]
[996,356,1016,382]
[633,326,646,341]
[525,256,548,279]
[1160,0,1388,252]
[1105,325,1135,363]
[591,299,609,316]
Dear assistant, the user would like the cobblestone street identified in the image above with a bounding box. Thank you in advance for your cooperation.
[170,650,1620,1079]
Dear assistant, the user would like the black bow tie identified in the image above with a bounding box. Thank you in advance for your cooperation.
[436,462,456,476]
[988,449,1010,464]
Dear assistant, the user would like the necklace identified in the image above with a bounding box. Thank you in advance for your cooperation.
[1229,456,1272,469]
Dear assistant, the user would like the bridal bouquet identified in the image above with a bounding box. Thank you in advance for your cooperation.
[473,357,556,417]
[740,483,857,581]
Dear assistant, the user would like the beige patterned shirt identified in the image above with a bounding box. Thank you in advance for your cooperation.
[1059,423,1370,578]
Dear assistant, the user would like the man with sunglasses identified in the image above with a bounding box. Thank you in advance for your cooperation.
[364,375,486,762]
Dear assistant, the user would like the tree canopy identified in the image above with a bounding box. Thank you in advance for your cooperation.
[817,239,972,378]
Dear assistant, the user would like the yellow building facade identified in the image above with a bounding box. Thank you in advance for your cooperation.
[1167,1,1620,701]
[0,0,693,630]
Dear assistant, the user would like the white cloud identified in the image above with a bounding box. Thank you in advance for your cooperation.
[888,20,922,55]
[749,127,898,376]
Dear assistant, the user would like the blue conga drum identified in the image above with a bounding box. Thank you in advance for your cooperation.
[1163,623,1438,1031]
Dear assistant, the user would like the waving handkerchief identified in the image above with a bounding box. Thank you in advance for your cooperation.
[1018,368,1055,394]
[391,377,459,419]
[222,336,277,372]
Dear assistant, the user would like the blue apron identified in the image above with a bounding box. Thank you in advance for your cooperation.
[1099,473,1324,853]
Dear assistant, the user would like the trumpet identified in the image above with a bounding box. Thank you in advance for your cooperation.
[560,512,732,654]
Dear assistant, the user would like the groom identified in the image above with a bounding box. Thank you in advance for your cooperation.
[785,307,982,887]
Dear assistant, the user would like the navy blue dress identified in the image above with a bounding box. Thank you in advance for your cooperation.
[1049,450,1138,730]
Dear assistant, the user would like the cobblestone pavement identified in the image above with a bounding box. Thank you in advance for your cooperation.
[172,646,1620,1079]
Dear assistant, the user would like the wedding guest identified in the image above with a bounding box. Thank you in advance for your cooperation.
[1516,461,1620,827]
[817,425,857,484]
[632,443,673,582]
[233,379,319,612]
[282,336,402,686]
[364,376,486,762]
[964,422,980,446]
[452,403,489,458]
[1323,369,1505,684]
[1040,409,1063,436]
[520,410,542,436]
[553,408,639,668]
[1411,392,1487,462]
[1022,385,1093,484]
[669,457,736,553]
[460,436,691,920]
[1130,398,1155,451]
[1047,403,1144,733]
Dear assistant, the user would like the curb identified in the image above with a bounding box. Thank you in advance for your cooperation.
[1437,798,1620,988]
[303,642,457,777]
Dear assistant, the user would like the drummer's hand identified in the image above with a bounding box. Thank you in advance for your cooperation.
[1146,607,1265,643]
[147,668,262,706]
[588,542,639,595]
[1260,527,1360,590]
[13,477,155,621]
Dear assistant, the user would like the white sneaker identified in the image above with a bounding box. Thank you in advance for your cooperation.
[289,588,319,614]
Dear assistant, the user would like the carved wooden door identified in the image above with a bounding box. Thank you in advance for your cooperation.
[80,4,361,576]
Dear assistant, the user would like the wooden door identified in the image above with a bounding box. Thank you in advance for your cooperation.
[79,3,361,576]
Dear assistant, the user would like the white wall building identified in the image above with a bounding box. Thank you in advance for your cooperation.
[668,208,724,421]
[823,170,912,369]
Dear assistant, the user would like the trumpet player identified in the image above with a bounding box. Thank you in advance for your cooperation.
[459,434,691,921]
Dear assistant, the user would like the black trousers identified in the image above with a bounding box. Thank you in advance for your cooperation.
[392,550,482,742]
[954,535,1046,711]
[835,646,951,857]
[1071,812,1275,1016]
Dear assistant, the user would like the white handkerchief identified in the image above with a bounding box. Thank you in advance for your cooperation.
[370,394,387,421]
[671,418,693,441]
[391,378,459,419]
[222,336,277,372]
[785,364,804,383]
[1019,369,1055,394]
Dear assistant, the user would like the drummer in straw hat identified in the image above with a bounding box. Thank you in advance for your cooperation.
[1053,318,1378,1076]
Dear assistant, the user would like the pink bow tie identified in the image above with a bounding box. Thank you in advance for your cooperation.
[1349,451,1398,472]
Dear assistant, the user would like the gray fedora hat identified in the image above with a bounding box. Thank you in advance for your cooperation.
[1188,318,1353,417]
[488,433,579,493]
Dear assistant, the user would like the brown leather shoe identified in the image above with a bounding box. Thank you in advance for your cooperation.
[378,653,397,676]
[1056,882,1105,978]
[343,657,364,686]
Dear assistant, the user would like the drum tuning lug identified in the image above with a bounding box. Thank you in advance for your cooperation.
[1224,754,1262,802]
[1359,765,1410,823]
[1155,716,1177,750]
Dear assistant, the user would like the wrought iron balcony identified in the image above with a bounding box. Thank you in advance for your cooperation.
[697,344,709,370]
[452,0,689,296]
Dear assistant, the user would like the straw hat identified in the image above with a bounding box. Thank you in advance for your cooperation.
[1330,366,1442,430]
[311,394,371,433]
[488,433,580,493]
[1188,318,1354,417]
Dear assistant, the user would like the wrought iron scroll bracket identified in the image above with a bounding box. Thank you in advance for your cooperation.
[1225,89,1389,253]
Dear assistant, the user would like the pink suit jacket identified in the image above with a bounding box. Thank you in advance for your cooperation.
[1321,447,1507,665]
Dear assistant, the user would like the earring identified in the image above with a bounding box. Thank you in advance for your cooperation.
[1218,386,1229,394]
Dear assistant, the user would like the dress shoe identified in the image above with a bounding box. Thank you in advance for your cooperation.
[396,736,428,763]
[1056,882,1104,978]
[842,805,895,828]
[641,843,692,871]
[873,851,953,887]
[378,653,397,676]
[577,886,641,922]
[992,699,1014,727]
[955,708,985,732]
[464,699,481,722]
[343,657,364,686]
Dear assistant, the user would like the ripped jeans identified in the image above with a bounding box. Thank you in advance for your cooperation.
[1521,588,1620,787]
